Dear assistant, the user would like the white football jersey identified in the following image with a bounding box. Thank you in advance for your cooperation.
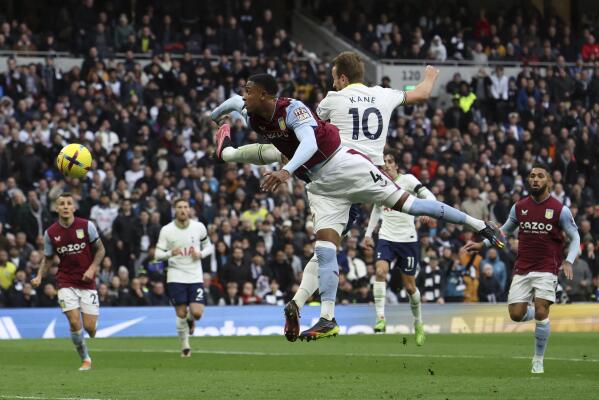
[317,84,405,166]
[156,220,211,283]
[378,174,435,242]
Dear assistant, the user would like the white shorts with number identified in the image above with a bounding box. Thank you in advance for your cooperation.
[57,288,100,315]
[307,147,411,235]
[507,272,557,304]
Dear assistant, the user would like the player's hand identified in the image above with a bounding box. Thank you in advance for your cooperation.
[424,65,440,82]
[171,247,182,257]
[560,261,573,280]
[462,241,483,254]
[261,169,291,192]
[216,115,231,127]
[82,266,95,282]
[418,216,433,226]
[31,275,42,288]
[190,247,202,261]
[361,236,375,249]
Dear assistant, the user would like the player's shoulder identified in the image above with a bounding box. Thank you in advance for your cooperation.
[45,221,61,234]
[515,196,531,208]
[398,173,420,188]
[190,219,207,230]
[160,221,175,232]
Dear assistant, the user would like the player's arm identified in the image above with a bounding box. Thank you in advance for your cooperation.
[155,227,182,260]
[316,95,333,121]
[210,94,248,125]
[261,101,318,192]
[363,204,382,248]
[31,231,55,287]
[463,205,518,253]
[84,221,105,282]
[192,226,214,261]
[403,65,440,105]
[558,206,580,280]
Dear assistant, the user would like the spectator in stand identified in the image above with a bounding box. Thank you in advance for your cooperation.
[561,258,593,301]
[480,248,507,295]
[478,264,502,303]
[218,281,242,306]
[0,249,16,291]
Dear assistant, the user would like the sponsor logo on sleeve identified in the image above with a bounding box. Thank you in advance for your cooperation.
[293,107,311,121]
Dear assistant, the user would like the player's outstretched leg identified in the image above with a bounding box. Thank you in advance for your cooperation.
[393,196,504,248]
[215,124,282,164]
[299,240,340,341]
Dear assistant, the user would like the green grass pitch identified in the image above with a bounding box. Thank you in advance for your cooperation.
[0,333,597,400]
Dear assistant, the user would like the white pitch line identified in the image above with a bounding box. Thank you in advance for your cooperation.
[0,396,109,400]
[89,348,599,363]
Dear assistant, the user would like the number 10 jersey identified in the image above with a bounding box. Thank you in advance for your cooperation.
[316,83,406,166]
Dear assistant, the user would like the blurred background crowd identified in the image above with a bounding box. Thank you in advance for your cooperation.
[0,0,598,309]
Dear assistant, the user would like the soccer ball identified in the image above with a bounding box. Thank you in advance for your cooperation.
[56,143,93,178]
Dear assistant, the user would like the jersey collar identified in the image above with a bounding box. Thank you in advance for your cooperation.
[344,83,366,90]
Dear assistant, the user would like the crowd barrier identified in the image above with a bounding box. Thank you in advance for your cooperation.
[1,303,598,339]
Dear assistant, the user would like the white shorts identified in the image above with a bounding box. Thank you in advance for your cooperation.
[58,288,100,315]
[507,272,557,304]
[307,147,410,234]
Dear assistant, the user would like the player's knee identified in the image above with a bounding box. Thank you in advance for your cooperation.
[508,310,524,322]
[86,326,96,338]
[535,309,549,321]
[375,266,387,280]
[191,309,203,320]
[69,321,82,332]
[404,281,416,294]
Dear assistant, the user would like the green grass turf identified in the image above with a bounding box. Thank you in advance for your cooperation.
[0,333,597,400]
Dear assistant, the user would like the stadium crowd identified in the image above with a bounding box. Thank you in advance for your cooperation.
[0,0,598,309]
[313,1,599,63]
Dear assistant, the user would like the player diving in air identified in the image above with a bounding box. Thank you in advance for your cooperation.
[211,52,503,342]
[463,164,580,374]
[32,192,106,371]
[155,199,214,357]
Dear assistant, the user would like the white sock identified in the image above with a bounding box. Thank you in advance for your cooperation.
[320,300,335,320]
[408,288,422,324]
[186,310,194,322]
[176,317,190,350]
[465,215,486,231]
[373,281,386,319]
[293,257,319,308]
[222,144,281,164]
